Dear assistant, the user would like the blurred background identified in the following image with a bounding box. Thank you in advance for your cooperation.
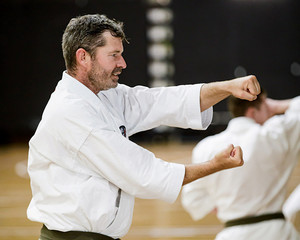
[1,0,299,144]
[0,0,299,239]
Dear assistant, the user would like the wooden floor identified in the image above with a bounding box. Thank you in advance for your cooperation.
[0,142,299,240]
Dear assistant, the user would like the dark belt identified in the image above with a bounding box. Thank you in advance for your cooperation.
[225,212,285,228]
[40,225,120,240]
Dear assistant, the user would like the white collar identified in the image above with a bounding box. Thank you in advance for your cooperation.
[58,71,102,110]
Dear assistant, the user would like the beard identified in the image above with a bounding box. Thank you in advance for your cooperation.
[87,62,122,92]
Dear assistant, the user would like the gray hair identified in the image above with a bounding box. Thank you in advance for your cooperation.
[62,14,127,73]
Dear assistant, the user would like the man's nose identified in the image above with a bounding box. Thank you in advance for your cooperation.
[118,56,127,69]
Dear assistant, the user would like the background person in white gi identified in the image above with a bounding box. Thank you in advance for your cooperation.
[27,14,261,240]
[283,183,300,232]
[181,91,300,240]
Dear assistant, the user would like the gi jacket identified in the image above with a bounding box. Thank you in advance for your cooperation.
[27,71,212,238]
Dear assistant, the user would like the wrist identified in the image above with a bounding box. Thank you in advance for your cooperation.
[221,80,234,96]
[209,157,223,172]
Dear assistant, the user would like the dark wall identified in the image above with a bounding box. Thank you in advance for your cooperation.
[173,0,300,111]
[1,0,299,144]
[0,0,147,143]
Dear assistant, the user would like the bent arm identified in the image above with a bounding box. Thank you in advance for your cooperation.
[78,128,184,203]
[266,98,292,116]
[200,75,261,112]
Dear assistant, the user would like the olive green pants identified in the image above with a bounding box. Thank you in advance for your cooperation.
[40,225,120,240]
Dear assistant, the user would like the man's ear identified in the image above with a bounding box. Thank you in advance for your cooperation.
[75,48,91,68]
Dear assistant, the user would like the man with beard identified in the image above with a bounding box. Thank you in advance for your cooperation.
[27,14,261,240]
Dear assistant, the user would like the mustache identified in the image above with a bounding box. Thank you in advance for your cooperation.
[112,68,123,75]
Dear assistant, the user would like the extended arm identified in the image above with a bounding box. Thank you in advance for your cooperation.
[200,75,261,112]
[266,98,292,116]
[183,144,243,185]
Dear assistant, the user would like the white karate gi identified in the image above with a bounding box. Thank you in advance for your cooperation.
[27,71,212,238]
[283,183,300,232]
[181,96,300,240]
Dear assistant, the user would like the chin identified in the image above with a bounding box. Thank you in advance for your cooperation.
[112,80,119,88]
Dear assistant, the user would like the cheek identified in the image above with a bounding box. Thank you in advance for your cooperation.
[91,61,107,75]
[97,57,114,67]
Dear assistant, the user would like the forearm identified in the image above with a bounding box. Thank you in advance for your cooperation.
[200,75,260,112]
[275,99,292,114]
[200,81,231,112]
[183,161,220,186]
[267,98,292,116]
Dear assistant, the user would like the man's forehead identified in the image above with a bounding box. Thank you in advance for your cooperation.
[101,32,124,50]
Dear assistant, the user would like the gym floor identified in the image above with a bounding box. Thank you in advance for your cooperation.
[1,142,299,240]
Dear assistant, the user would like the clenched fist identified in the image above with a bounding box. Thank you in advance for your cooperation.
[183,144,244,186]
[211,144,244,171]
[229,75,261,101]
[199,74,261,112]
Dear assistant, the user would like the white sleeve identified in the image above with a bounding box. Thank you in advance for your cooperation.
[181,178,215,221]
[77,127,185,203]
[117,84,213,136]
[283,184,300,220]
[262,96,300,155]
[286,96,300,114]
[285,96,300,153]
